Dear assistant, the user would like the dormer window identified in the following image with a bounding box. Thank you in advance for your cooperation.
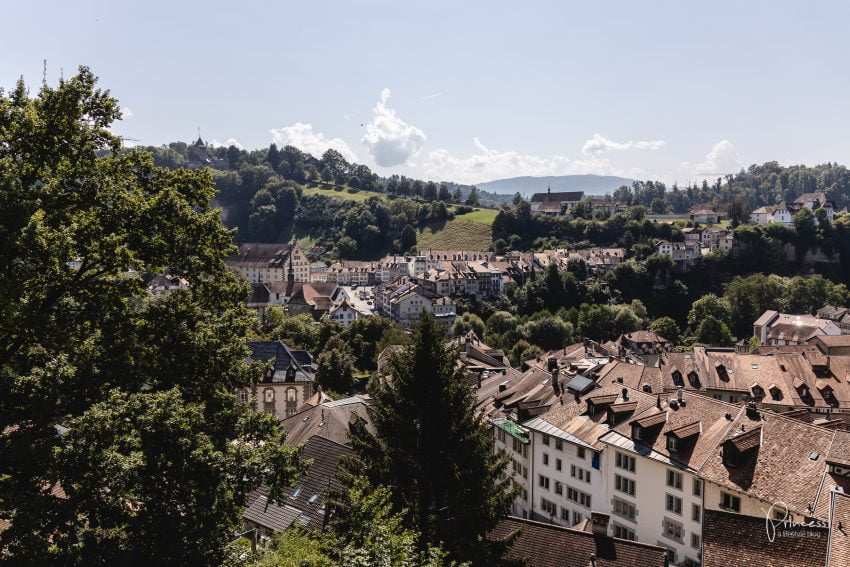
[751,385,764,398]
[668,436,678,452]
[688,372,700,388]
[769,385,782,401]
[632,424,643,441]
[715,363,729,381]
[723,444,738,467]
[286,366,296,380]
[672,371,683,386]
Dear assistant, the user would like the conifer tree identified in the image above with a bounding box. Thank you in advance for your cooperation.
[347,313,513,564]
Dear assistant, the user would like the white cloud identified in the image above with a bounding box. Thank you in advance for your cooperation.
[423,138,628,185]
[270,122,357,161]
[681,140,742,177]
[120,106,134,119]
[581,133,665,156]
[361,88,426,167]
[210,137,243,150]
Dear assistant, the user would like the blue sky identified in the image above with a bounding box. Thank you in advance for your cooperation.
[4,0,850,185]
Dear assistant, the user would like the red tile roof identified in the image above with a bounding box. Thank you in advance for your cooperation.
[702,508,828,567]
[489,517,668,567]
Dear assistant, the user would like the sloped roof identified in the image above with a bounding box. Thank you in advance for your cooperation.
[246,340,314,383]
[700,412,836,518]
[702,508,828,567]
[613,392,744,470]
[828,490,850,567]
[489,517,668,567]
[281,396,372,446]
[242,436,353,532]
[530,190,584,203]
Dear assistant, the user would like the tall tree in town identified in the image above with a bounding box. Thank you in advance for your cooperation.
[0,69,303,565]
[346,314,514,564]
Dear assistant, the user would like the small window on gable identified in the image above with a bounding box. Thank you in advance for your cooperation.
[688,372,700,388]
[632,424,643,442]
[769,386,782,401]
[667,436,678,452]
[672,371,683,386]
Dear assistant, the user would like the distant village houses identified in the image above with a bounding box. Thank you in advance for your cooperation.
[750,192,836,226]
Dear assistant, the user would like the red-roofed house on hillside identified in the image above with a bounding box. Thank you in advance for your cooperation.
[753,310,841,346]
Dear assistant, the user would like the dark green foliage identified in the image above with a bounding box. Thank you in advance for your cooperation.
[649,316,681,345]
[0,69,302,565]
[346,315,513,564]
[315,336,356,393]
[694,316,734,346]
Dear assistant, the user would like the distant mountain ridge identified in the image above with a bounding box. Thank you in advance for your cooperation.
[476,174,634,197]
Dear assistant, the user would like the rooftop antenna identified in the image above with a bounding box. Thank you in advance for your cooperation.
[197,126,202,141]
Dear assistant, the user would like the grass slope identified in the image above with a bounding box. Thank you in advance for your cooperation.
[300,184,387,203]
[454,208,499,224]
[298,183,496,251]
[416,219,493,251]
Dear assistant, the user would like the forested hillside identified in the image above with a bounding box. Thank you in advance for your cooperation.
[613,162,850,217]
[141,141,486,259]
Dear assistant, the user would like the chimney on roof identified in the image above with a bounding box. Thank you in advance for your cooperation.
[677,388,683,403]
[552,370,560,395]
[656,395,662,409]
[746,401,760,420]
[622,388,628,401]
[574,391,581,404]
[590,512,609,536]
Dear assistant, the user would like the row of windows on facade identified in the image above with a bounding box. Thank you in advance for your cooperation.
[237,387,298,404]
[537,475,592,508]
[541,452,592,482]
[541,433,588,459]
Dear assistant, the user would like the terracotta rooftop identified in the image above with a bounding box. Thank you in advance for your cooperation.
[699,411,836,518]
[668,420,702,439]
[828,490,850,567]
[489,516,668,567]
[612,391,745,471]
[633,409,667,428]
[280,396,371,446]
[702,508,828,567]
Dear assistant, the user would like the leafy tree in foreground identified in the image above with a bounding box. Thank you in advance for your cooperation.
[346,314,513,564]
[0,68,302,565]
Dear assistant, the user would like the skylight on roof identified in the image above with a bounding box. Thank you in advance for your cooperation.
[308,493,319,504]
[290,487,302,499]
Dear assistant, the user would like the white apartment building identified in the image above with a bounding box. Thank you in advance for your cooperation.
[494,418,532,518]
